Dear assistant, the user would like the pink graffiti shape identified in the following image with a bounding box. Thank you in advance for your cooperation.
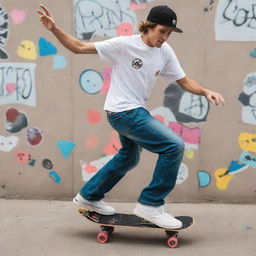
[102,67,112,82]
[100,67,112,94]
[116,23,134,36]
[168,122,200,145]
[103,131,121,155]
[154,115,165,123]
[84,163,97,174]
[5,83,16,94]
[87,109,102,124]
[10,9,27,24]
[15,150,30,164]
[130,1,146,10]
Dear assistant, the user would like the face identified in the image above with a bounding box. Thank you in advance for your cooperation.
[143,25,175,48]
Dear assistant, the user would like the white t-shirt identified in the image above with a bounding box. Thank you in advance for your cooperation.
[94,34,185,112]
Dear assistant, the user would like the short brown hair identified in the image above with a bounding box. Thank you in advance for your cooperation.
[138,21,158,34]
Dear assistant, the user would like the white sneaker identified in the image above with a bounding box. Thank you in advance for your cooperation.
[73,193,115,215]
[133,202,182,229]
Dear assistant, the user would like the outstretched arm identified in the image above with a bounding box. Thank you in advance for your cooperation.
[36,4,97,54]
[177,76,225,106]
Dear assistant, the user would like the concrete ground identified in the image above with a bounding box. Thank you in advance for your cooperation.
[0,199,255,256]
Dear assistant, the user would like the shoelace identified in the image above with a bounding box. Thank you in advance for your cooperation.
[159,206,174,218]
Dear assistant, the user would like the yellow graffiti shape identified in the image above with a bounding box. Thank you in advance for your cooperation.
[185,149,194,159]
[238,132,256,153]
[17,40,37,60]
[214,168,233,190]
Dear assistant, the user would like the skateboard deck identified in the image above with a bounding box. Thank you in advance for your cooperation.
[78,208,194,248]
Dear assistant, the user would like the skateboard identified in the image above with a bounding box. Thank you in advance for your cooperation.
[78,208,194,248]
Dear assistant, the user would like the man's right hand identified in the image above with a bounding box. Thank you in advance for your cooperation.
[36,4,56,31]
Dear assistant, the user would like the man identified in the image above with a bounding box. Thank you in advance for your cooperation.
[37,4,225,229]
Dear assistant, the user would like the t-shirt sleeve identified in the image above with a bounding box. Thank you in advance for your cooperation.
[160,43,186,82]
[93,36,126,64]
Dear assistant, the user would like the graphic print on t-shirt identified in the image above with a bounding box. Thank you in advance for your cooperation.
[132,58,143,69]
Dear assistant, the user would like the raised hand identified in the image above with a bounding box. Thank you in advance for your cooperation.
[206,90,225,106]
[36,4,56,31]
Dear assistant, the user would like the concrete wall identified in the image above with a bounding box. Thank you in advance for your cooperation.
[0,0,255,203]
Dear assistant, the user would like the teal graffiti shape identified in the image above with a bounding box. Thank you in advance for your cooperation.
[250,49,256,58]
[48,171,61,183]
[197,171,211,187]
[56,140,76,158]
[53,55,68,69]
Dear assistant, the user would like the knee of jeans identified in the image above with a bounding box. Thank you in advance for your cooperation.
[166,138,185,154]
[126,148,141,169]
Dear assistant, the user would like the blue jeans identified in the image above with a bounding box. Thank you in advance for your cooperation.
[80,107,184,206]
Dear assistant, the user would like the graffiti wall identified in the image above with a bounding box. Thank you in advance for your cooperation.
[0,0,255,203]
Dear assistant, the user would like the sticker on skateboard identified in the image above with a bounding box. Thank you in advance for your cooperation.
[78,208,194,248]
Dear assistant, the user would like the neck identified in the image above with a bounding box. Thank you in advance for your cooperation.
[141,34,154,47]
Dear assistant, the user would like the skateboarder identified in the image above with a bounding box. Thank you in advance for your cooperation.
[37,4,225,229]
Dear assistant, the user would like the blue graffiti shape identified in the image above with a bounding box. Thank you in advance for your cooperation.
[197,171,211,187]
[56,140,76,158]
[240,152,256,168]
[39,37,57,56]
[79,69,104,94]
[227,160,247,174]
[48,170,61,183]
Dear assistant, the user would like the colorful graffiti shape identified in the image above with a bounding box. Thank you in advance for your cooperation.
[15,150,31,164]
[56,140,76,158]
[80,69,104,94]
[197,171,211,187]
[81,155,114,181]
[48,171,61,183]
[163,83,209,123]
[238,132,256,153]
[0,135,19,152]
[168,122,200,148]
[87,109,102,124]
[240,152,256,168]
[39,37,57,56]
[100,67,112,94]
[17,40,37,60]
[214,167,233,190]
[250,48,256,58]
[52,55,68,69]
[5,108,28,133]
[27,127,43,146]
[103,131,121,155]
[10,9,27,24]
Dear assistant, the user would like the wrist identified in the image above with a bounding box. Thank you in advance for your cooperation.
[50,24,58,33]
[204,89,211,97]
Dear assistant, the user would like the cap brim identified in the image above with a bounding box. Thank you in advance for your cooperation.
[174,27,183,33]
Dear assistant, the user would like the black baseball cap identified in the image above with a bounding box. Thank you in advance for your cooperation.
[147,5,183,33]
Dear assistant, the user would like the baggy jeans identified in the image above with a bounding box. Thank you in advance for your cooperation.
[80,107,184,206]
